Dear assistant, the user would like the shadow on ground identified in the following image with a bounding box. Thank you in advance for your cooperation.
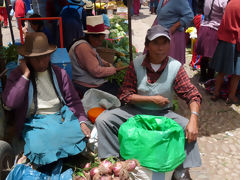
[175,55,240,137]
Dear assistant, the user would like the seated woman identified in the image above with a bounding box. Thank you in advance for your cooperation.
[68,15,124,97]
[95,25,202,180]
[2,32,91,166]
[26,13,54,44]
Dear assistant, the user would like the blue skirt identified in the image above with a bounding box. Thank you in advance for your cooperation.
[210,41,240,75]
[23,105,86,165]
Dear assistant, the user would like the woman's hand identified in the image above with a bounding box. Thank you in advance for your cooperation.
[81,123,91,138]
[169,21,181,34]
[116,66,128,71]
[19,59,30,78]
[104,62,112,67]
[151,95,169,106]
[185,115,198,143]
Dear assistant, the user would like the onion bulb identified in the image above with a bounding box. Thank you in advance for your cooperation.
[112,162,123,176]
[90,167,100,177]
[84,163,91,169]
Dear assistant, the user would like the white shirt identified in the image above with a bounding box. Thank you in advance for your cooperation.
[151,63,161,72]
[29,70,61,115]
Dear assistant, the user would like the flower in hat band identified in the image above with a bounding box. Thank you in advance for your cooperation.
[86,23,105,33]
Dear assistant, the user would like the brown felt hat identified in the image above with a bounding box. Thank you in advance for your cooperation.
[17,32,57,57]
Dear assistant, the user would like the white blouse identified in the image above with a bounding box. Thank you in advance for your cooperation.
[29,70,61,115]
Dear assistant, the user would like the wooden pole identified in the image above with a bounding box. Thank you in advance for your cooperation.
[0,24,2,46]
[127,0,133,61]
[4,0,15,44]
[0,23,7,90]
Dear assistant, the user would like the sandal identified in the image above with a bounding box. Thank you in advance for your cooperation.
[210,94,220,102]
[225,98,240,105]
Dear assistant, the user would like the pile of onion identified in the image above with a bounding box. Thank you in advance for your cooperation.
[73,159,139,180]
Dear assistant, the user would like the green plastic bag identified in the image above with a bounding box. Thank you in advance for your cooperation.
[118,115,186,172]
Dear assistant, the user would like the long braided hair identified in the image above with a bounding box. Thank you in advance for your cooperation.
[27,58,64,116]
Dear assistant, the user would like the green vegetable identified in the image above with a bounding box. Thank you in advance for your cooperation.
[105,69,127,87]
[0,44,18,64]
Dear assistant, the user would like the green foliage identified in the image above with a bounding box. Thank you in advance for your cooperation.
[0,44,18,64]
[109,16,128,40]
[106,69,127,87]
[110,16,128,33]
[173,99,179,111]
[103,16,137,87]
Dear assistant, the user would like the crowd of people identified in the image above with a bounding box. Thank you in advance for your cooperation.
[1,0,240,180]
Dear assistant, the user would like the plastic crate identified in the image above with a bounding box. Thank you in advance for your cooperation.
[51,48,72,79]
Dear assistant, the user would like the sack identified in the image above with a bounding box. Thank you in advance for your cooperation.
[81,89,121,114]
[6,161,73,180]
[119,115,185,172]
[130,166,173,180]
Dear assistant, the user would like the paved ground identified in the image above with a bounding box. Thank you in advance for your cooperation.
[2,5,240,180]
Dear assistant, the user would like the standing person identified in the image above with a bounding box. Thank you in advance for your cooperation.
[59,0,86,50]
[210,0,240,104]
[195,0,228,82]
[15,0,26,29]
[149,0,159,14]
[46,0,68,17]
[68,15,125,97]
[133,0,140,15]
[27,14,54,44]
[0,0,8,28]
[95,25,202,180]
[84,0,93,16]
[32,0,47,17]
[10,0,16,16]
[46,0,68,45]
[156,0,194,64]
[2,32,90,166]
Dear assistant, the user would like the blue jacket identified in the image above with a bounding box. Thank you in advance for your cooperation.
[157,0,194,31]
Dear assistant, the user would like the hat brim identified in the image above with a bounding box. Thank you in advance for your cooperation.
[83,29,109,35]
[148,33,171,41]
[84,5,93,9]
[17,45,57,57]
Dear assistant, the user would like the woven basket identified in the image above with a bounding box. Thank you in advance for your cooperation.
[96,47,122,64]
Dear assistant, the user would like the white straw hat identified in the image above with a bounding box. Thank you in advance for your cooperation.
[83,15,109,34]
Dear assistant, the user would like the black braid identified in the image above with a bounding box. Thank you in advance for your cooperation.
[27,62,38,116]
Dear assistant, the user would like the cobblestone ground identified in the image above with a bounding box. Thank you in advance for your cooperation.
[2,5,240,180]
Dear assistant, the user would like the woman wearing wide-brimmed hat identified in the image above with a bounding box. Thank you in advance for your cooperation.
[69,15,125,97]
[2,32,91,166]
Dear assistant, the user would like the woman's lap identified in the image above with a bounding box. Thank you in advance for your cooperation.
[95,105,201,168]
[23,106,86,165]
